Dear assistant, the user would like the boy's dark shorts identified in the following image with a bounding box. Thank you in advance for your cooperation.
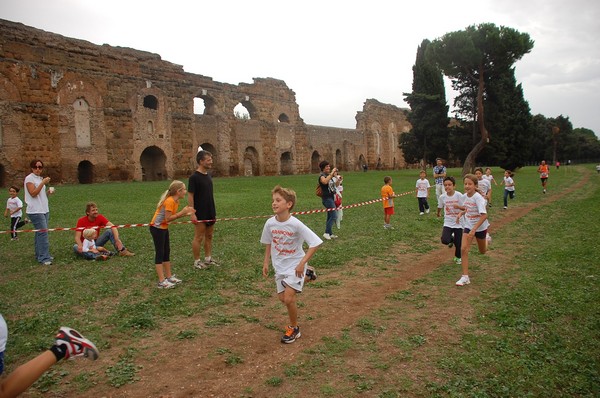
[464,228,487,240]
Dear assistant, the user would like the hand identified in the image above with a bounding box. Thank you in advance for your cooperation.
[295,264,304,278]
[183,206,196,216]
[42,177,51,185]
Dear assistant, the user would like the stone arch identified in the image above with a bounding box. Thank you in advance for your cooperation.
[244,146,260,176]
[234,102,251,120]
[73,98,91,148]
[143,95,158,110]
[194,93,217,116]
[0,164,5,187]
[198,142,219,176]
[358,154,367,171]
[77,160,94,184]
[335,149,342,170]
[147,120,154,134]
[278,113,289,123]
[280,152,293,175]
[140,146,167,181]
[311,151,321,173]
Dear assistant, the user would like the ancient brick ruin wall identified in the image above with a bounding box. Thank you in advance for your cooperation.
[0,19,410,187]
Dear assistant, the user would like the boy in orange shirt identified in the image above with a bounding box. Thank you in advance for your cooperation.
[381,176,396,229]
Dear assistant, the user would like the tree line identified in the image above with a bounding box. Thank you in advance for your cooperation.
[401,23,600,174]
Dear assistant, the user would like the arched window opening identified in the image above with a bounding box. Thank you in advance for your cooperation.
[244,146,260,176]
[234,103,251,120]
[280,152,293,175]
[140,146,167,181]
[147,120,154,134]
[278,113,289,123]
[143,95,158,110]
[193,97,205,115]
[311,151,320,174]
[77,160,94,184]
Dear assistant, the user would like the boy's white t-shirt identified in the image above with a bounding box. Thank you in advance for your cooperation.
[82,238,96,253]
[6,196,23,218]
[438,191,464,228]
[504,176,515,191]
[478,178,492,196]
[261,215,322,275]
[416,178,431,198]
[462,192,490,232]
[0,314,7,352]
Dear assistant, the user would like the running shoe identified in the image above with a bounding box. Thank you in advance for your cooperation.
[54,327,99,360]
[281,326,301,344]
[455,275,470,286]
[305,266,317,281]
[167,275,182,284]
[157,279,175,289]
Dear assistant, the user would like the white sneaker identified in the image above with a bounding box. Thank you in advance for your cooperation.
[425,208,430,214]
[193,259,207,269]
[157,279,175,289]
[419,212,424,216]
[167,274,182,284]
[330,234,338,239]
[503,206,507,209]
[486,234,492,243]
[323,233,331,240]
[456,275,470,286]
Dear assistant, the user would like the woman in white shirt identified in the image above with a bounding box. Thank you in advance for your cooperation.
[24,159,54,265]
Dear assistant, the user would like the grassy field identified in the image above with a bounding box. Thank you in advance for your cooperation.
[0,165,598,397]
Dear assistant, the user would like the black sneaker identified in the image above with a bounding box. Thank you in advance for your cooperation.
[305,266,317,281]
[281,326,301,344]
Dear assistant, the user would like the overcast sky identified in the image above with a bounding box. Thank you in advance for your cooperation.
[3,0,599,136]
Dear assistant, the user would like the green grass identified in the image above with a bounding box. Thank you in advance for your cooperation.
[1,165,598,396]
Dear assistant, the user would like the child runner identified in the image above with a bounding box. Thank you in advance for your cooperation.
[537,160,549,193]
[261,185,322,344]
[333,170,344,229]
[483,167,498,206]
[81,228,113,260]
[502,170,516,209]
[415,170,431,215]
[436,176,464,264]
[381,176,396,229]
[455,174,490,286]
[475,168,492,206]
[4,186,29,241]
[150,180,196,289]
[0,313,98,398]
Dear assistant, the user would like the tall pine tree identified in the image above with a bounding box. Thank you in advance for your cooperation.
[403,39,449,166]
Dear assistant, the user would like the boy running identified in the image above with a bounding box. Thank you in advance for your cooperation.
[261,186,322,344]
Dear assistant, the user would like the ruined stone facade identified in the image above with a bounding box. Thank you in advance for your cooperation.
[0,19,411,186]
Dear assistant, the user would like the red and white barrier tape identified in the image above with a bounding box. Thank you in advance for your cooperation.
[2,187,423,234]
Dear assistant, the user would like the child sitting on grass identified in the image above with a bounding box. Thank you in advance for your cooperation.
[81,228,113,260]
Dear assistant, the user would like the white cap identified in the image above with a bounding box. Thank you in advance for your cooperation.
[197,145,204,153]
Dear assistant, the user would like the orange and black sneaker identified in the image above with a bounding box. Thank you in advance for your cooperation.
[281,325,301,344]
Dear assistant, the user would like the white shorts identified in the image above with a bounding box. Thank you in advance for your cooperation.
[275,267,307,294]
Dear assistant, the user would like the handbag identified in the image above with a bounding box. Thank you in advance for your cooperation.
[316,184,323,197]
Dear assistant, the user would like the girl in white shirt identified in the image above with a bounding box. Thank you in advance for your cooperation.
[455,174,490,286]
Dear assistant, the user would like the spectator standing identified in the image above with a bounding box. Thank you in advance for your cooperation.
[24,159,54,265]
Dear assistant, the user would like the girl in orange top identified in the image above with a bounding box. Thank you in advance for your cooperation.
[150,180,196,289]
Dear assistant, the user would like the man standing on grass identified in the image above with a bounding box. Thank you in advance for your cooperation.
[188,150,218,269]
[73,202,135,257]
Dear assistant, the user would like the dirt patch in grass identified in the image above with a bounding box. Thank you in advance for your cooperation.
[35,171,590,398]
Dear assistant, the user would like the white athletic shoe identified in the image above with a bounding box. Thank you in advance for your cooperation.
[456,275,470,286]
[323,233,331,240]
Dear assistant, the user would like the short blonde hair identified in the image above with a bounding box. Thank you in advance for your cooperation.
[272,185,296,210]
[82,228,96,240]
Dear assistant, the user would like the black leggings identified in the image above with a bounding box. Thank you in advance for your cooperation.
[441,226,463,258]
[10,216,26,239]
[150,226,170,264]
